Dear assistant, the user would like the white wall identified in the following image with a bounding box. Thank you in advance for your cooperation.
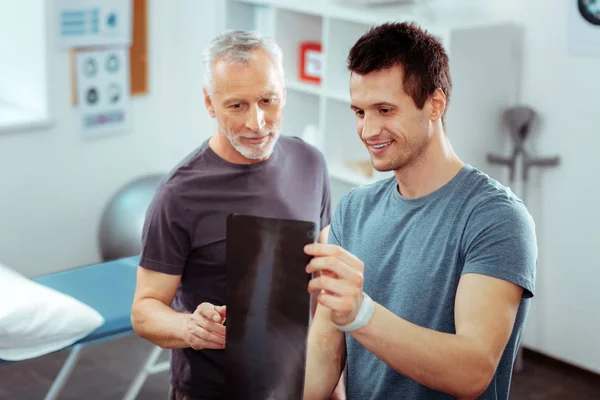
[0,0,217,277]
[489,0,600,374]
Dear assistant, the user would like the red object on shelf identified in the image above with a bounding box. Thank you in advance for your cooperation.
[299,42,322,84]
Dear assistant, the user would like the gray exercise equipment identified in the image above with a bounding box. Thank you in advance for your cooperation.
[487,106,560,201]
[98,174,164,262]
[487,105,560,372]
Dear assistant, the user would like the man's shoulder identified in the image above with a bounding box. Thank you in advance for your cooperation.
[278,135,325,163]
[152,141,213,199]
[338,177,395,213]
[461,166,533,227]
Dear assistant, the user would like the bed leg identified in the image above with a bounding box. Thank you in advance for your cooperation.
[44,344,83,400]
[122,345,168,400]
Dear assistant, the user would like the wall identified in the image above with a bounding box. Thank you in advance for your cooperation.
[0,0,217,277]
[489,0,600,374]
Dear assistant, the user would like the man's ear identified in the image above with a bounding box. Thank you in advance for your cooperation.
[203,86,216,118]
[430,88,447,121]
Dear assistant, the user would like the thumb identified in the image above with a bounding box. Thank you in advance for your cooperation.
[215,305,227,317]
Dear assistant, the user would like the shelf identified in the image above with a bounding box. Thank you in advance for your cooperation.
[286,79,322,96]
[324,90,350,104]
[232,0,506,32]
[275,8,322,86]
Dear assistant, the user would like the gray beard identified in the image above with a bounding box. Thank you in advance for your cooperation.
[225,130,279,160]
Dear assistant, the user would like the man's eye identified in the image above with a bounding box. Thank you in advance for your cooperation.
[355,110,364,117]
[380,108,390,114]
[263,98,279,105]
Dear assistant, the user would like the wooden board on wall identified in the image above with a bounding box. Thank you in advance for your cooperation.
[130,0,148,96]
[71,0,148,104]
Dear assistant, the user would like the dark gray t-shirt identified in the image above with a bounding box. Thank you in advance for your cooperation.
[329,164,536,400]
[139,136,331,399]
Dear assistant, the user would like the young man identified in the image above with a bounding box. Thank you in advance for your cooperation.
[303,22,537,400]
[130,30,331,400]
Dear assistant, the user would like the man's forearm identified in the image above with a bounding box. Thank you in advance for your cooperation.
[131,298,190,349]
[351,303,494,399]
[304,308,346,400]
[330,369,346,400]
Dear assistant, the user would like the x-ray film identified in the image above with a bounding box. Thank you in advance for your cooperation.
[224,214,318,400]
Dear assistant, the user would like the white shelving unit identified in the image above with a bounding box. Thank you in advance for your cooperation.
[217,0,522,187]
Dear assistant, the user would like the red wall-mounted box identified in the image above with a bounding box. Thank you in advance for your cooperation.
[299,42,322,84]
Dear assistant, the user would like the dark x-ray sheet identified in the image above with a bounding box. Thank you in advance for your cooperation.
[224,214,317,400]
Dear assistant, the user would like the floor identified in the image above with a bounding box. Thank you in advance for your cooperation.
[1,335,599,399]
[510,349,600,400]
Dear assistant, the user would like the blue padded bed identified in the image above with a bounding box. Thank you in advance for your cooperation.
[34,255,140,344]
[0,255,157,400]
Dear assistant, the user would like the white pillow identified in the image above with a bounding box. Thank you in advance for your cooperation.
[0,262,105,361]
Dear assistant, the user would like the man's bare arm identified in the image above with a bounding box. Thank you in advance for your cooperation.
[350,273,523,399]
[304,303,347,400]
[130,267,189,349]
[304,224,347,400]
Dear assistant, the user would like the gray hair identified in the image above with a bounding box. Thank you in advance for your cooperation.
[202,30,285,95]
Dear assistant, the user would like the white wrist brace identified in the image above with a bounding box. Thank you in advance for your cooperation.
[332,292,374,332]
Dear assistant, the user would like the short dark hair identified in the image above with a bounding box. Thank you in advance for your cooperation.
[348,22,452,114]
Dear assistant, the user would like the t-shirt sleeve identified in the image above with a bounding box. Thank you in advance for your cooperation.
[139,184,191,275]
[328,192,348,247]
[461,198,537,298]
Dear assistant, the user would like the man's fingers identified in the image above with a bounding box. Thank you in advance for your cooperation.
[193,313,226,337]
[214,305,227,319]
[196,302,223,322]
[307,275,359,297]
[198,329,226,346]
[306,256,364,285]
[190,328,225,347]
[190,337,226,350]
[304,243,364,272]
[204,319,226,337]
[317,292,355,315]
[200,341,225,350]
[188,303,228,351]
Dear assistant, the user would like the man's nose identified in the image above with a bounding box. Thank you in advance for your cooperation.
[360,114,381,141]
[246,104,266,132]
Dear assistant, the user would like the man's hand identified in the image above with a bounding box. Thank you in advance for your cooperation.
[186,303,227,350]
[305,243,365,326]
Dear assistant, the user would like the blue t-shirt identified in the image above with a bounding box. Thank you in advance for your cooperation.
[329,164,537,400]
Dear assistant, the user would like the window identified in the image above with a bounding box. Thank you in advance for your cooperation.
[0,0,52,132]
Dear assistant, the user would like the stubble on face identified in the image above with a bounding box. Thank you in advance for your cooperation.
[221,122,279,161]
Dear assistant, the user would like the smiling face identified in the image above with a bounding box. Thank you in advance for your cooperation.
[350,65,439,172]
[204,49,286,163]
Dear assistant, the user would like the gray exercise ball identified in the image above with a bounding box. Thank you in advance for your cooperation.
[98,174,164,262]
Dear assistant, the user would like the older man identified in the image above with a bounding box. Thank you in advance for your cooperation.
[130,30,332,400]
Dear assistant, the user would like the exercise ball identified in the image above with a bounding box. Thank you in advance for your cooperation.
[98,174,164,262]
